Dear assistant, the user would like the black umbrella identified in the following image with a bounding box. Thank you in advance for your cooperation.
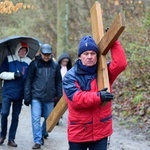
[0,35,42,66]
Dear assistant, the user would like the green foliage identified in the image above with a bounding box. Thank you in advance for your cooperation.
[122,110,129,118]
[129,116,141,124]
[132,94,143,104]
[143,8,150,27]
[119,121,126,126]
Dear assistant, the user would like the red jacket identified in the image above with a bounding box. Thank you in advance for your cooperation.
[63,41,127,142]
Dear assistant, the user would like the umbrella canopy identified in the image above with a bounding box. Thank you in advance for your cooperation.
[0,36,42,66]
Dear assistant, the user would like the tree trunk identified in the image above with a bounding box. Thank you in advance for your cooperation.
[57,0,69,59]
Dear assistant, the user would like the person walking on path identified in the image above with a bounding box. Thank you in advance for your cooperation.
[63,36,127,150]
[0,42,31,147]
[53,52,72,125]
[24,44,62,149]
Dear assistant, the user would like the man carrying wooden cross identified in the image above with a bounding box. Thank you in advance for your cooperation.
[62,35,127,149]
[46,1,127,149]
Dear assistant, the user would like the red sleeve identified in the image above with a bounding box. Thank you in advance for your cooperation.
[71,87,101,109]
[108,40,128,84]
[63,77,101,109]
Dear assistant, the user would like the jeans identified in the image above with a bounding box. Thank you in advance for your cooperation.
[0,97,22,141]
[31,100,54,144]
[69,137,108,150]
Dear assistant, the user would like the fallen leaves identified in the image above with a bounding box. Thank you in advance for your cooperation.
[0,0,33,14]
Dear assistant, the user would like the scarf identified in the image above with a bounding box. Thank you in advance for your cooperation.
[77,59,97,74]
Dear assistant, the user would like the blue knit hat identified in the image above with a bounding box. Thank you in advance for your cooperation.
[78,36,98,56]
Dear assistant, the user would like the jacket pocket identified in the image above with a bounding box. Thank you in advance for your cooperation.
[68,122,93,142]
[100,114,112,122]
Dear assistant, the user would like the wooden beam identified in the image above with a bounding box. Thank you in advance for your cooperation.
[99,13,126,55]
[90,2,125,92]
[96,13,125,92]
[90,1,104,45]
[97,55,109,90]
[90,1,109,92]
[46,96,67,132]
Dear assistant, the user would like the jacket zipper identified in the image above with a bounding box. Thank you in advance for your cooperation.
[45,68,48,99]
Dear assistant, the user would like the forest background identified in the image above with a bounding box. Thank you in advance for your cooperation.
[0,0,150,138]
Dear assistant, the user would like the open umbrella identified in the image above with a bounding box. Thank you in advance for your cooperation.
[0,35,42,66]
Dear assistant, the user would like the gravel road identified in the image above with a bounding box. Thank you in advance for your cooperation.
[0,105,149,150]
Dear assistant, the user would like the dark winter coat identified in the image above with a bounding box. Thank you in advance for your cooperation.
[24,55,62,103]
[0,79,2,104]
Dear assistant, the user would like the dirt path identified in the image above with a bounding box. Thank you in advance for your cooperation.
[109,120,150,150]
[0,105,149,150]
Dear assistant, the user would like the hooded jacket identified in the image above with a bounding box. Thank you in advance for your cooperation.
[58,52,72,71]
[24,55,62,103]
[0,42,31,100]
[63,41,127,142]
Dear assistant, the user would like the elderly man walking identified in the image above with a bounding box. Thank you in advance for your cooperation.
[63,36,127,150]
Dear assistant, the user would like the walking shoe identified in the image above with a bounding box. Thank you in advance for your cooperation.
[32,143,41,149]
[7,140,17,147]
[0,137,5,145]
[43,133,49,139]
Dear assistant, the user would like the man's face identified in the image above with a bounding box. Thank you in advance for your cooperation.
[41,53,51,62]
[79,50,97,67]
[18,48,27,58]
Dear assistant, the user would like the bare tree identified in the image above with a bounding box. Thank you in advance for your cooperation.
[56,0,69,59]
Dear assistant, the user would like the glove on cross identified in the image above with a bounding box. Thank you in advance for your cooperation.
[99,88,114,102]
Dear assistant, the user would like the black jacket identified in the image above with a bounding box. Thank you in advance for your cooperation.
[0,79,2,104]
[24,55,62,103]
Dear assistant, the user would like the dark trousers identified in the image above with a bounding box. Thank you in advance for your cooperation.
[0,103,2,112]
[69,137,108,150]
[0,98,22,141]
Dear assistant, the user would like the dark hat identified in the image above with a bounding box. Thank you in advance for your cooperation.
[78,36,98,56]
[40,44,52,54]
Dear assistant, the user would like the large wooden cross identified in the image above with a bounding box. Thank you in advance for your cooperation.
[46,1,125,132]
